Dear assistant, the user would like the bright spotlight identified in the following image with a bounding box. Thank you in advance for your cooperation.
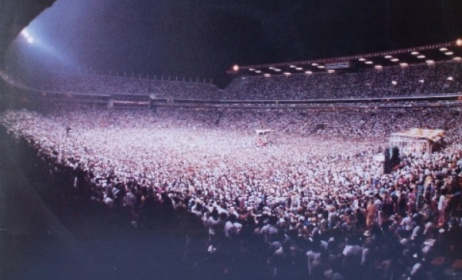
[456,39,462,46]
[21,28,35,44]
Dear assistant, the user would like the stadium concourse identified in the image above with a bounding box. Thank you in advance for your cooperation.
[1,54,462,280]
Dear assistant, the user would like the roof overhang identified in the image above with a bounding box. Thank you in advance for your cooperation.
[231,39,462,77]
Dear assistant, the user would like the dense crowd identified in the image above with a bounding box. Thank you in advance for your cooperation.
[1,55,462,279]
[1,104,462,279]
[224,61,462,100]
[8,60,462,102]
[8,70,219,100]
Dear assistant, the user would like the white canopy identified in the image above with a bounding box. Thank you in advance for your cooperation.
[391,128,444,142]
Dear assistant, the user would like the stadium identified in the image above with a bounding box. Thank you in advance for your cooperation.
[1,1,462,280]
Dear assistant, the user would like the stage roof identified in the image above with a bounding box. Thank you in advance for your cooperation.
[391,128,445,142]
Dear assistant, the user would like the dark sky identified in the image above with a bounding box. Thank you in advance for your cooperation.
[5,0,462,87]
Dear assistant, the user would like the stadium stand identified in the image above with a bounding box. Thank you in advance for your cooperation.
[1,48,462,279]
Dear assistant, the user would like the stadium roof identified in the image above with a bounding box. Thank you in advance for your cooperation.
[2,0,462,88]
[232,39,462,77]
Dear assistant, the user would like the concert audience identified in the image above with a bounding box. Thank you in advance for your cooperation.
[1,57,462,279]
[1,104,462,279]
[8,60,462,100]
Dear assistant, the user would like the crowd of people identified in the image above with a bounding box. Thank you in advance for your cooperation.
[7,60,462,102]
[1,103,462,279]
[224,61,462,100]
[8,69,219,100]
[1,56,462,279]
